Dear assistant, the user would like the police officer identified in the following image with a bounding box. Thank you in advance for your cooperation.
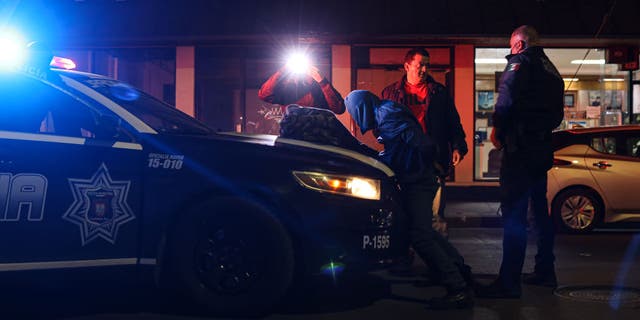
[477,25,564,298]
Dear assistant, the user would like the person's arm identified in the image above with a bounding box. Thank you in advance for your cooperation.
[308,66,345,114]
[490,127,502,150]
[444,93,468,165]
[550,84,565,130]
[493,55,529,146]
[258,68,287,104]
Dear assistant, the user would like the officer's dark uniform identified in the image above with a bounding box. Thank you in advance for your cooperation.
[492,46,564,293]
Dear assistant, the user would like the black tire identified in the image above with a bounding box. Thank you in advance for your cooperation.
[552,188,603,234]
[166,198,294,317]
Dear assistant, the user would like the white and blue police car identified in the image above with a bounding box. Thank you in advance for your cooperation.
[0,41,401,316]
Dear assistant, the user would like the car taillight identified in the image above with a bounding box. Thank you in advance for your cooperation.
[553,158,572,166]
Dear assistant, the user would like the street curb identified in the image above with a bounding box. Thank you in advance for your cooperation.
[446,216,503,228]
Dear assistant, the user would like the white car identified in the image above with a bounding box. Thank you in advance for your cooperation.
[548,125,640,233]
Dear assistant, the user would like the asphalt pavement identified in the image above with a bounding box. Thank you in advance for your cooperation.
[3,225,638,320]
[2,194,639,320]
[269,227,640,320]
[444,201,503,228]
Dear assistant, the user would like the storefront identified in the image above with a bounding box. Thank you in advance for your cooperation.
[48,41,639,187]
[474,47,640,181]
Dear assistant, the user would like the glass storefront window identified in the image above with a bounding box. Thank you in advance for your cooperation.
[474,47,631,180]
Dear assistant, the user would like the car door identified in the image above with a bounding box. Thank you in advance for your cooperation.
[585,131,640,212]
[0,71,143,269]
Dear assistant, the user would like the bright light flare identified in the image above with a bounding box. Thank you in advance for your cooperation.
[0,31,27,69]
[329,179,342,189]
[348,178,380,200]
[292,171,381,200]
[285,52,310,74]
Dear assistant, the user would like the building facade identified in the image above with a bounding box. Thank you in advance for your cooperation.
[10,0,640,186]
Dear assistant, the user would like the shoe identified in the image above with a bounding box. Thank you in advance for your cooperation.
[426,288,474,310]
[475,280,521,299]
[522,272,557,288]
[460,264,475,287]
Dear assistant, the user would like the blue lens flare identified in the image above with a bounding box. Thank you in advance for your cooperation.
[110,83,140,101]
[610,234,640,309]
[320,261,345,278]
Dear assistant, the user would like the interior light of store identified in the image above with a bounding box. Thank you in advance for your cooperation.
[571,59,605,64]
[475,58,507,64]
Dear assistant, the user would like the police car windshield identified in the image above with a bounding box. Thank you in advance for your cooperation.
[62,72,211,135]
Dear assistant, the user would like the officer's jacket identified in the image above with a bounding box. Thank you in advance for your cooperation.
[493,46,564,171]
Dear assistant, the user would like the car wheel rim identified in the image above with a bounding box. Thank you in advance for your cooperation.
[560,195,596,230]
[195,228,262,294]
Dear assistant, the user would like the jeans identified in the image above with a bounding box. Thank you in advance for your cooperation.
[399,176,467,292]
[498,163,556,291]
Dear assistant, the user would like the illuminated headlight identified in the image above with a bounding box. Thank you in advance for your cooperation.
[292,171,381,200]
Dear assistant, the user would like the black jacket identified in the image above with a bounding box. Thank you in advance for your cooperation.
[381,76,467,174]
[493,46,564,172]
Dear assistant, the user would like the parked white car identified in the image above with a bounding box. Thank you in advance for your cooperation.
[547,125,640,233]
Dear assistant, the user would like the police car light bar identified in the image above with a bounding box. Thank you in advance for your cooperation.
[50,56,76,70]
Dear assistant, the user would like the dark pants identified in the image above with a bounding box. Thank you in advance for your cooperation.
[436,176,447,219]
[399,176,467,292]
[498,162,556,291]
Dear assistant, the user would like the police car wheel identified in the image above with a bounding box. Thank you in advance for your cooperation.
[552,188,603,234]
[167,199,294,316]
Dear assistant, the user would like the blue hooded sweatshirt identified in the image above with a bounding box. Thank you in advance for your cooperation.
[345,90,435,183]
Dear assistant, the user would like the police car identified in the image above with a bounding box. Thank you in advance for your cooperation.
[0,44,401,316]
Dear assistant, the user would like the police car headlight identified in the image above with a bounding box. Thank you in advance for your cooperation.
[292,171,381,200]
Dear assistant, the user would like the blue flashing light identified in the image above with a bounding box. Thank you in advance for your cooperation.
[0,30,27,69]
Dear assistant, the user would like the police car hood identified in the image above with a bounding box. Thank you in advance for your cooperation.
[215,132,394,178]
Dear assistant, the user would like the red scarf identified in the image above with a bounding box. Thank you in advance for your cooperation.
[403,81,429,133]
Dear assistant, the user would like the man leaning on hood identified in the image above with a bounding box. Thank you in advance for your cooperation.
[345,90,474,310]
